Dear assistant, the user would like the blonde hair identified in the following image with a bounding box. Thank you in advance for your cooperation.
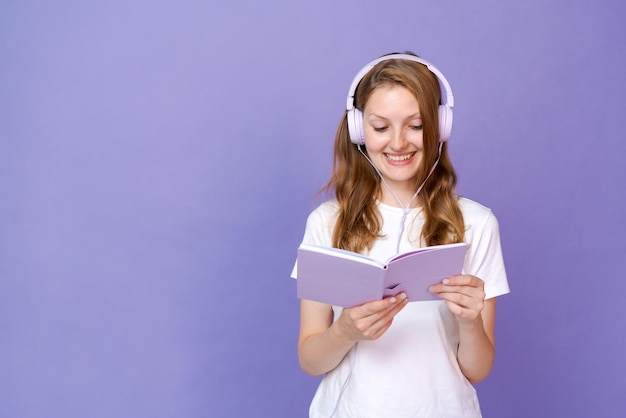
[322,56,465,252]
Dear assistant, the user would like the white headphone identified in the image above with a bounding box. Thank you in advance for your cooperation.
[346,54,454,145]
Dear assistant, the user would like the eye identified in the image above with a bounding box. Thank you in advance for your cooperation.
[373,126,388,132]
[411,125,423,131]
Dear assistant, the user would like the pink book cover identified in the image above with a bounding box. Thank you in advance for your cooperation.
[296,242,467,308]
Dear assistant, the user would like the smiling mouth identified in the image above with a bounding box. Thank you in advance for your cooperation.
[385,152,416,162]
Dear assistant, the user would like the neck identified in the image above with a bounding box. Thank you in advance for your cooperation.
[379,187,420,209]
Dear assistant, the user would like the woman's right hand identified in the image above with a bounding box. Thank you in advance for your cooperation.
[335,293,409,343]
[298,293,408,376]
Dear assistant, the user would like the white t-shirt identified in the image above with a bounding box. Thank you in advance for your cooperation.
[294,197,510,418]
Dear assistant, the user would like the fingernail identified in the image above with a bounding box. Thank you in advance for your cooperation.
[399,293,408,300]
[442,278,450,285]
[390,297,397,303]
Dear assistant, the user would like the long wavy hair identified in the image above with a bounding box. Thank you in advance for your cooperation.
[322,55,465,252]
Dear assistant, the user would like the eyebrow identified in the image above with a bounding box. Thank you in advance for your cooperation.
[367,112,422,120]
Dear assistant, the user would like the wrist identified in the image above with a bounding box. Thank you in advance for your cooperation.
[458,314,484,332]
[330,316,358,347]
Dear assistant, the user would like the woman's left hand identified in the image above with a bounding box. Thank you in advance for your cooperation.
[429,275,486,323]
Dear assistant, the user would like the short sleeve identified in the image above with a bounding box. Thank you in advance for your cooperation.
[290,201,338,279]
[463,208,510,299]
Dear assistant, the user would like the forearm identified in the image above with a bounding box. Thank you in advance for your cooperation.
[298,322,356,376]
[457,316,495,383]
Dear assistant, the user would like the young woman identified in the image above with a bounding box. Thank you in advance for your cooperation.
[295,53,510,417]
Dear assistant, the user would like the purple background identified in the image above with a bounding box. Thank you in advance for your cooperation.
[1,1,625,417]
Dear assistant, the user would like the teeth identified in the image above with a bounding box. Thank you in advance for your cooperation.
[386,153,414,161]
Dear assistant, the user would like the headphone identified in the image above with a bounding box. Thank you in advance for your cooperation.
[346,54,454,145]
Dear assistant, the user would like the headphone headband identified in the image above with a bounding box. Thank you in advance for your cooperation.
[346,54,454,144]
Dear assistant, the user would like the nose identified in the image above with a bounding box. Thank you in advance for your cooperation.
[390,128,408,151]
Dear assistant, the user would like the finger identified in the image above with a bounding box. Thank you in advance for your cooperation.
[364,296,408,339]
[443,299,483,322]
[443,300,466,318]
[434,286,485,301]
[380,293,408,317]
[434,293,485,318]
[440,291,482,307]
[444,274,483,288]
[429,276,484,299]
[375,293,409,322]
[343,293,406,335]
[353,293,407,317]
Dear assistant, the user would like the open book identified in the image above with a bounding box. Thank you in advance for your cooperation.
[296,242,467,307]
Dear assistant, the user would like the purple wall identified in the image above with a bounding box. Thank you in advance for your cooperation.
[1,1,625,417]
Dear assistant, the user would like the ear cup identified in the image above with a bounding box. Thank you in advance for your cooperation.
[438,105,453,142]
[347,108,365,145]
